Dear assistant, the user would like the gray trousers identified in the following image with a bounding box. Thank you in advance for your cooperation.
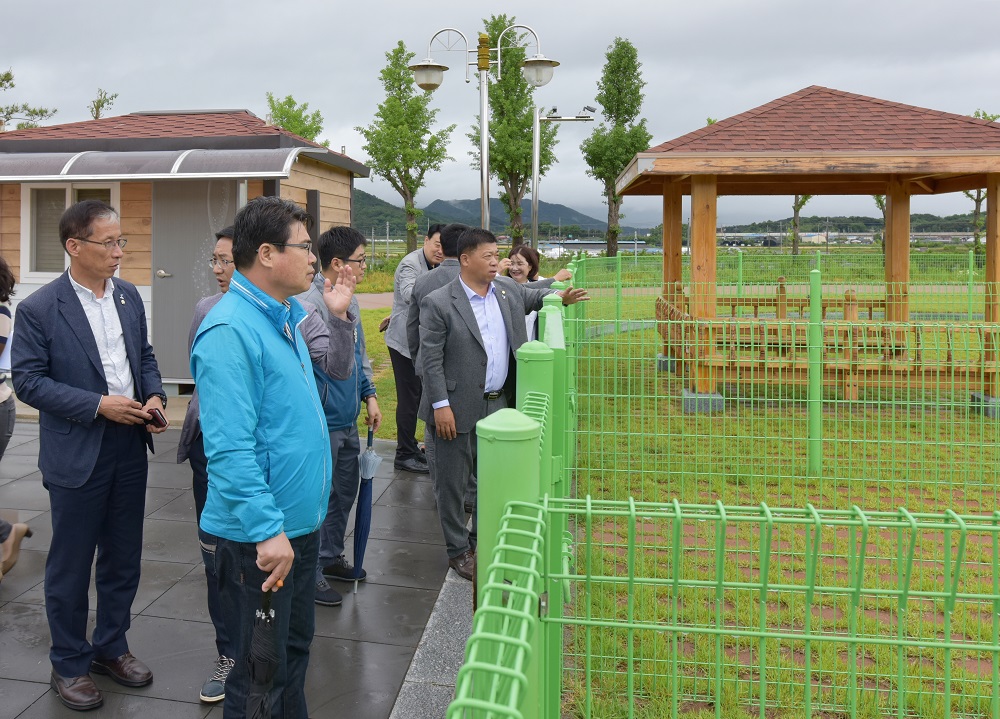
[429,395,506,558]
[315,425,361,579]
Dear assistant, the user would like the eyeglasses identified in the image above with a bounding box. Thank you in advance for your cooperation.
[344,256,367,266]
[270,241,314,252]
[74,237,127,250]
[207,257,234,269]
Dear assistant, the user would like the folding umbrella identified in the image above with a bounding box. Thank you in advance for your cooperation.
[352,428,382,594]
[245,589,279,719]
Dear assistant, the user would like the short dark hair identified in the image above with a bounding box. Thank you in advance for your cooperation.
[232,197,312,270]
[215,225,235,241]
[0,255,15,303]
[457,227,497,258]
[59,200,119,249]
[440,223,469,258]
[508,244,541,281]
[317,226,366,270]
[426,223,446,240]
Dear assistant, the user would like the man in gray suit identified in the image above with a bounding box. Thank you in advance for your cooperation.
[384,225,443,473]
[417,228,587,580]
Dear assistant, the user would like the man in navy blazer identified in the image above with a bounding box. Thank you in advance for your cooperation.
[12,200,167,711]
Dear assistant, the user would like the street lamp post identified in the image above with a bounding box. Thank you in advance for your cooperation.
[409,26,559,231]
[531,105,594,248]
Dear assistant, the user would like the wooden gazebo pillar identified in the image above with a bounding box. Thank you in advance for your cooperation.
[662,180,683,307]
[984,173,1000,397]
[690,175,718,393]
[985,173,1000,323]
[884,176,911,323]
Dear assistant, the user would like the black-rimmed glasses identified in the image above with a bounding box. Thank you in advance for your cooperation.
[344,256,367,266]
[74,237,127,250]
[270,241,314,252]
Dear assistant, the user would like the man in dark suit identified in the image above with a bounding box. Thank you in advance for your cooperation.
[12,200,167,711]
[417,228,587,579]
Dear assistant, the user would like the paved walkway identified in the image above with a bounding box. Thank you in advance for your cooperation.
[0,421,468,718]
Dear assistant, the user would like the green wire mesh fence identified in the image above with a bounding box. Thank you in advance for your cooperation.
[449,251,1000,719]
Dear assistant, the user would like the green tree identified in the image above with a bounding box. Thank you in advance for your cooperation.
[356,41,455,252]
[265,92,327,146]
[0,69,56,130]
[468,14,559,246]
[790,194,813,255]
[964,109,1000,254]
[580,37,652,257]
[88,88,118,120]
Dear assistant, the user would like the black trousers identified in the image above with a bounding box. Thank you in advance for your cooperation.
[389,346,422,462]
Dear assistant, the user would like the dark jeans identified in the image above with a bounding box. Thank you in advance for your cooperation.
[217,531,318,719]
[316,426,360,573]
[189,432,233,658]
[45,423,147,677]
[388,347,422,462]
[0,518,10,543]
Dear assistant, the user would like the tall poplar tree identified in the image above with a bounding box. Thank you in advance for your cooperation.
[580,38,652,257]
[468,14,558,244]
[358,41,455,252]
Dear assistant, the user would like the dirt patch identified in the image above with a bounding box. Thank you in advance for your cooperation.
[861,608,897,625]
[960,656,995,676]
[724,646,758,665]
[838,650,875,668]
[811,605,845,621]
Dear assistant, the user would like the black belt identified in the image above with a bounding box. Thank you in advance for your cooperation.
[483,390,503,400]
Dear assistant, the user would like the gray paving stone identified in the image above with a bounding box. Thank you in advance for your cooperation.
[0,475,48,512]
[0,678,50,719]
[313,582,438,647]
[16,686,212,719]
[305,636,414,719]
[140,518,202,564]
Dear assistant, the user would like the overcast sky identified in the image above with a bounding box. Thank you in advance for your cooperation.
[5,0,1000,227]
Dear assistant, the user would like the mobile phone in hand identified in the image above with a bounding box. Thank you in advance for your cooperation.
[145,407,168,429]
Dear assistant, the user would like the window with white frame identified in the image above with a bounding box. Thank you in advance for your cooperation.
[20,184,119,282]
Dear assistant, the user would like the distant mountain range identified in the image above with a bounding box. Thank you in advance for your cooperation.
[351,189,640,238]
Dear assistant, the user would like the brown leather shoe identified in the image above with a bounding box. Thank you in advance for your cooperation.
[0,523,32,575]
[448,549,476,581]
[50,671,103,711]
[90,652,153,687]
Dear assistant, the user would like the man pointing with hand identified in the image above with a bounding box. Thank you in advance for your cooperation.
[191,197,356,718]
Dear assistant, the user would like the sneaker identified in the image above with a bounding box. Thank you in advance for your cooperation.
[323,554,367,583]
[315,577,343,606]
[199,655,234,703]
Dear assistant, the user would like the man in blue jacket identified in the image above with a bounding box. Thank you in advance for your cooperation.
[297,226,382,607]
[191,197,356,718]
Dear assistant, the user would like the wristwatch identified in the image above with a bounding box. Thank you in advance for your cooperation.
[147,392,168,409]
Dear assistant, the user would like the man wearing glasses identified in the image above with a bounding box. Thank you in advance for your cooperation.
[296,226,381,607]
[191,197,356,718]
[12,199,168,711]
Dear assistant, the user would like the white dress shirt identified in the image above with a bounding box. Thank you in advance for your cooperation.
[68,272,136,411]
[432,277,509,410]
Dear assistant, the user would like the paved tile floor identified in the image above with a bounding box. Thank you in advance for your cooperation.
[0,422,453,719]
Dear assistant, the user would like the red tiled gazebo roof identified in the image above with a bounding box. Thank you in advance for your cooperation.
[651,86,1000,154]
[618,86,1000,197]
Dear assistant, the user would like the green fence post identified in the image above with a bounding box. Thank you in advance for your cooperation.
[808,268,822,478]
[737,250,744,318]
[969,249,976,321]
[815,248,821,274]
[615,252,623,333]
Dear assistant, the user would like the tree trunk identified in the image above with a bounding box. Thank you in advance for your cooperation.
[606,184,620,257]
[973,191,984,254]
[405,209,417,253]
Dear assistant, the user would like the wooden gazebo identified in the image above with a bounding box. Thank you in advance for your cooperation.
[616,86,1000,399]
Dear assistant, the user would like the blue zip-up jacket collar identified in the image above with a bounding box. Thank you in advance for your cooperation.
[228,269,308,340]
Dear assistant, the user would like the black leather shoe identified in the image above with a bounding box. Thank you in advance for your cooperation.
[448,549,476,581]
[50,671,103,711]
[90,652,153,687]
[394,457,429,474]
